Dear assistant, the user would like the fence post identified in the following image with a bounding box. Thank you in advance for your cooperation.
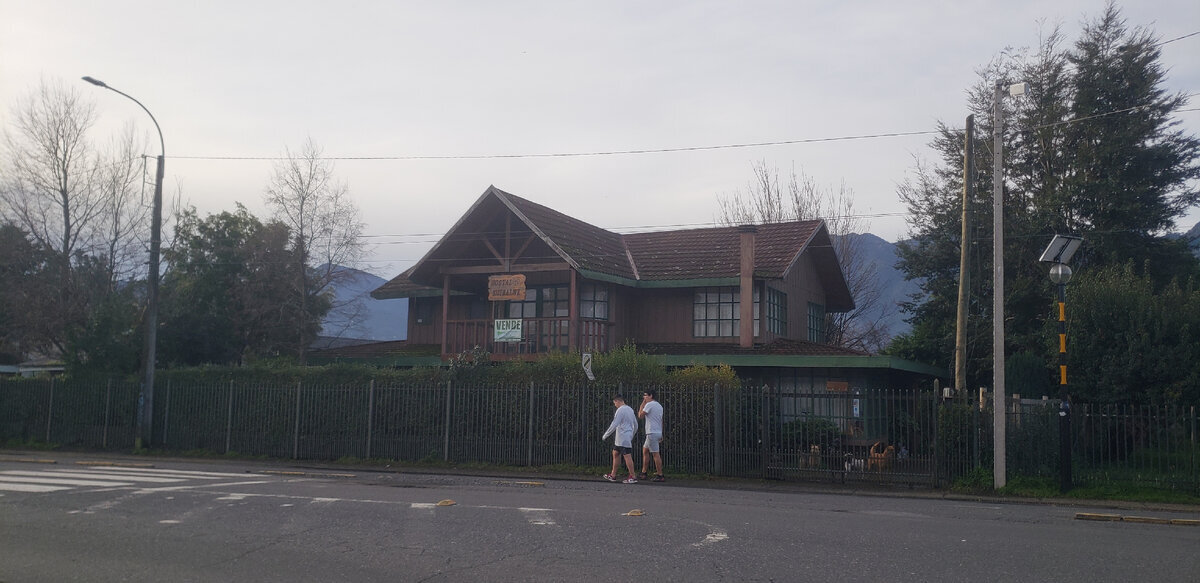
[759,384,768,479]
[161,379,171,446]
[102,379,112,449]
[713,383,723,476]
[225,379,234,454]
[45,377,55,444]
[293,381,302,459]
[527,382,534,467]
[366,380,375,460]
[443,380,452,462]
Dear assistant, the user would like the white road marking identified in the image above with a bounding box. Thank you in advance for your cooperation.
[693,531,729,547]
[520,507,557,526]
[82,467,249,478]
[3,470,184,483]
[132,480,274,493]
[0,483,72,492]
[0,475,133,487]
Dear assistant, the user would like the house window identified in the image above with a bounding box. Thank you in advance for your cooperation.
[766,288,787,335]
[506,286,569,318]
[808,302,825,342]
[580,283,609,320]
[693,286,760,337]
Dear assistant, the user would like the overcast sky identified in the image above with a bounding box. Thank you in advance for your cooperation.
[2,1,1197,278]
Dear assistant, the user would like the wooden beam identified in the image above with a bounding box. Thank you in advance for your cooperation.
[511,234,536,263]
[441,262,570,275]
[481,238,504,264]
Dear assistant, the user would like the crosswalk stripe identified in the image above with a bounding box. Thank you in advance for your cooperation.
[2,470,185,483]
[79,467,249,478]
[0,483,73,492]
[0,475,133,487]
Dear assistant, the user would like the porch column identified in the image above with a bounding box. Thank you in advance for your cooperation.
[738,225,757,348]
[569,269,579,350]
[441,275,450,358]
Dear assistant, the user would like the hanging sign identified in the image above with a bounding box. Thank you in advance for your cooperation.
[494,318,523,342]
[488,274,527,301]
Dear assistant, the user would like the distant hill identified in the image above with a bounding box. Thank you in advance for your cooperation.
[843,233,918,339]
[320,266,407,342]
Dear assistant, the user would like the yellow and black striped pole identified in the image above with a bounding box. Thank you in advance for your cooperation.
[1051,263,1073,493]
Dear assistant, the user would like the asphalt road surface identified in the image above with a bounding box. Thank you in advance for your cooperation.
[1,452,1197,582]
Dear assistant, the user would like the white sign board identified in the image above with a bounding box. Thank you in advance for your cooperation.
[582,352,595,381]
[494,319,523,343]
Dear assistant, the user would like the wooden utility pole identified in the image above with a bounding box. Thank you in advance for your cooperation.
[954,115,975,394]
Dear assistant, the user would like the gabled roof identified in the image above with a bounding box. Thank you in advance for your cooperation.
[374,186,853,310]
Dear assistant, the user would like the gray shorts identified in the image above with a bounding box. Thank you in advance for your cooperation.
[643,433,663,453]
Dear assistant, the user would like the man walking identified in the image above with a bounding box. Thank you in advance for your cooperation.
[637,390,665,482]
[602,394,639,484]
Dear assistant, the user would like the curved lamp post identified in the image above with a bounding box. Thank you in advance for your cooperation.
[992,80,1029,489]
[82,76,164,449]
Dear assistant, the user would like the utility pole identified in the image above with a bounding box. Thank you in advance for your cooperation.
[955,114,975,395]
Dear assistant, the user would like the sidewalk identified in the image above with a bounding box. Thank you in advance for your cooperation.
[4,447,1199,516]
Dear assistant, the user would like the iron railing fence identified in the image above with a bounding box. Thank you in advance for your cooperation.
[1004,399,1199,492]
[2,377,1196,493]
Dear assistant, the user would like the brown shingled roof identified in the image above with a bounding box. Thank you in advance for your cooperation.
[374,186,852,310]
[623,221,821,280]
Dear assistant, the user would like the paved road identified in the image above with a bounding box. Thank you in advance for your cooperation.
[1,452,1197,582]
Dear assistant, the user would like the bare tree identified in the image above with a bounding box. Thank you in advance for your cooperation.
[0,79,150,352]
[717,161,892,352]
[264,137,365,361]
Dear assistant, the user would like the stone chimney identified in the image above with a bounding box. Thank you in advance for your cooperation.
[738,225,757,348]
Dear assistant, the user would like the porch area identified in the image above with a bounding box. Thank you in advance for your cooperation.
[444,317,612,359]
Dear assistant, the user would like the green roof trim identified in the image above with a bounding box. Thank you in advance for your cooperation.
[649,353,948,377]
[307,355,446,367]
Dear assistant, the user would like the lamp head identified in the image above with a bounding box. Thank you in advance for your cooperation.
[1050,263,1073,285]
[81,76,108,88]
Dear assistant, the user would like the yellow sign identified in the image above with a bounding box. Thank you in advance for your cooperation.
[488,274,527,301]
[826,381,849,392]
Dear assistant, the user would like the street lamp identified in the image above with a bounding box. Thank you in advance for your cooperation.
[82,76,164,450]
[992,80,1028,489]
[1041,234,1082,493]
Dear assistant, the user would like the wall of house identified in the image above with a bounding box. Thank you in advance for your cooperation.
[625,287,745,345]
[778,254,828,341]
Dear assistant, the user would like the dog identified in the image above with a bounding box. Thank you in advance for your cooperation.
[843,453,864,472]
[867,441,896,471]
[802,444,821,469]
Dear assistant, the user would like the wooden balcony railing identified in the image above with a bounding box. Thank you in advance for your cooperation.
[444,318,612,358]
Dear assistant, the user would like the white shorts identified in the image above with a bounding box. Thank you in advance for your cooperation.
[643,433,663,453]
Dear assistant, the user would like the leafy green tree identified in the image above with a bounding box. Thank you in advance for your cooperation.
[160,205,330,366]
[889,5,1200,400]
[1062,264,1200,404]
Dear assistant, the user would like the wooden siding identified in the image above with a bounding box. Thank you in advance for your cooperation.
[778,253,827,340]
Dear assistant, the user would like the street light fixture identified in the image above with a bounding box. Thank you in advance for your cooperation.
[1041,234,1082,493]
[83,76,164,449]
[992,80,1028,490]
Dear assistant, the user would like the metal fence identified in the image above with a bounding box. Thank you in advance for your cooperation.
[1,377,1196,493]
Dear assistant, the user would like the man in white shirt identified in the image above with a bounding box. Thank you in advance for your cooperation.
[637,390,665,482]
[602,394,639,484]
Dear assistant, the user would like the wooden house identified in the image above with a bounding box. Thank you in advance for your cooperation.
[370,185,860,359]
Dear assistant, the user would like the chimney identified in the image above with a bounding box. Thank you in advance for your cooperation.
[738,225,757,348]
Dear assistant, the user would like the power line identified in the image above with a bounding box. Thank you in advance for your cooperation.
[170,130,940,161]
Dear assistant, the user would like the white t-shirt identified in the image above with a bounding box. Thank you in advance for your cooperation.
[642,400,664,435]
